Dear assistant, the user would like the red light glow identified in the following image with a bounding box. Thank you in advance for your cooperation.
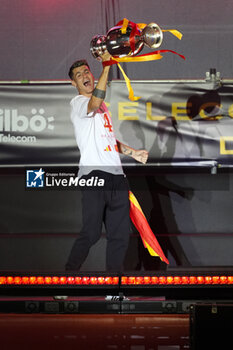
[37,277,45,284]
[74,277,82,284]
[90,277,98,285]
[22,277,29,284]
[159,276,167,285]
[151,277,159,284]
[112,277,119,285]
[105,277,113,285]
[44,277,52,284]
[60,277,68,284]
[167,276,174,284]
[121,277,127,285]
[97,277,105,285]
[135,277,144,284]
[204,276,212,284]
[189,276,197,284]
[220,276,227,284]
[0,277,6,285]
[52,276,59,284]
[181,276,189,284]
[67,277,75,285]
[6,277,14,284]
[197,276,204,284]
[212,276,220,284]
[120,275,233,286]
[29,276,37,285]
[173,276,181,284]
[0,275,232,286]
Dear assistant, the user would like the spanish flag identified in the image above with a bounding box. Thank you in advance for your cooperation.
[129,191,169,264]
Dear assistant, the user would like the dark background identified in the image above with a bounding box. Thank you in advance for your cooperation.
[1,0,233,81]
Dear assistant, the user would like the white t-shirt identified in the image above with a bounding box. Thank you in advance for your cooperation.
[70,94,124,177]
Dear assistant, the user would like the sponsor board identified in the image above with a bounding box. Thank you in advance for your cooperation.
[0,108,55,144]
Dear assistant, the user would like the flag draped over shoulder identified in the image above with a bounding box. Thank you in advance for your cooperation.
[129,191,169,265]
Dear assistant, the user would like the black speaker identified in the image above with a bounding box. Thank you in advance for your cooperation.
[190,303,233,349]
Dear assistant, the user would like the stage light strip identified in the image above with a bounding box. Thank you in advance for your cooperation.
[0,275,233,286]
[0,276,119,286]
[121,276,233,285]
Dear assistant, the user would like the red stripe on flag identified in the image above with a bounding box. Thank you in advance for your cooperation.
[129,192,169,264]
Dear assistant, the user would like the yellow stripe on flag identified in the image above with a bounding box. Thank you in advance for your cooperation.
[143,240,161,258]
[129,191,145,214]
[129,190,169,264]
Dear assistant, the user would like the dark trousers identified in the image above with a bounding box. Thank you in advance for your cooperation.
[65,171,131,272]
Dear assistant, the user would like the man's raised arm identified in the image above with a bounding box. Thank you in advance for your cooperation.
[88,52,112,113]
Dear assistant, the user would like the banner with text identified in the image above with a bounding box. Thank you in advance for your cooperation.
[0,81,233,167]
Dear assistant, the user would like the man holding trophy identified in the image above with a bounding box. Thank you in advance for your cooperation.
[65,18,182,271]
[65,51,148,272]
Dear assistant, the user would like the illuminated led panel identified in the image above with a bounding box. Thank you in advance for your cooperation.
[0,275,232,286]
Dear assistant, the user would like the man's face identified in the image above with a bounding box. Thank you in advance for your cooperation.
[71,65,94,96]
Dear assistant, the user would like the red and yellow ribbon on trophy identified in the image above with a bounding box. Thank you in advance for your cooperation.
[90,17,185,102]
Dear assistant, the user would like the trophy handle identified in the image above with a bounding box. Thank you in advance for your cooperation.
[141,23,163,49]
[90,35,107,59]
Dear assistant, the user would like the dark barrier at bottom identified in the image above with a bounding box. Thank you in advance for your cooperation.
[190,303,233,349]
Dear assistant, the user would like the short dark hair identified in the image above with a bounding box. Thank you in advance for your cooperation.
[68,59,90,80]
